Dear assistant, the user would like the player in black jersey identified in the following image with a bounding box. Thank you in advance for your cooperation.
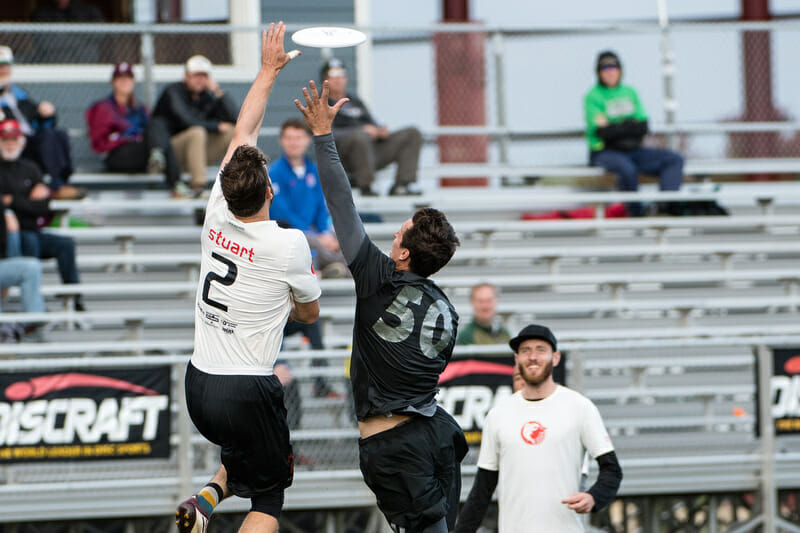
[296,81,467,533]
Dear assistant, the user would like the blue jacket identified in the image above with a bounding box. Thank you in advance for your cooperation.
[268,155,331,234]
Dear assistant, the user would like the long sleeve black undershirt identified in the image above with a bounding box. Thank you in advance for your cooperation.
[453,451,622,533]
[312,133,366,264]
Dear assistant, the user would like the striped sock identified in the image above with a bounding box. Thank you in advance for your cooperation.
[196,482,223,517]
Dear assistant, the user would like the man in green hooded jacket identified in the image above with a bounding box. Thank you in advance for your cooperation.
[584,51,683,216]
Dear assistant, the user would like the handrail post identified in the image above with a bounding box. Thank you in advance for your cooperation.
[491,30,509,171]
[176,361,193,501]
[657,0,680,151]
[141,29,155,108]
[757,344,776,533]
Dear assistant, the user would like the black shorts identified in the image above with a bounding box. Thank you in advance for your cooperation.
[358,407,468,532]
[185,362,294,499]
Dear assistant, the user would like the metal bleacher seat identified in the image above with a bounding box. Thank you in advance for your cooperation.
[5,175,800,523]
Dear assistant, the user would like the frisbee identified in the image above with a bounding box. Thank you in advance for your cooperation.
[291,26,367,48]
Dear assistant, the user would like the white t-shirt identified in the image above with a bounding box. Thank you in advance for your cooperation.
[191,174,321,376]
[477,386,614,533]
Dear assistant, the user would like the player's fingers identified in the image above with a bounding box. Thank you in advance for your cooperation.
[273,21,283,46]
[267,22,275,42]
[331,97,349,114]
[302,87,313,106]
[293,99,306,113]
[287,50,301,60]
[319,79,329,101]
[278,21,285,42]
[309,80,320,101]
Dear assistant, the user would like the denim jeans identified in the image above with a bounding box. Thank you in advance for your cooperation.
[590,147,684,216]
[20,230,80,285]
[0,256,45,313]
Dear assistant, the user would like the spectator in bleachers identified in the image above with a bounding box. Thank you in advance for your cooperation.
[321,58,423,197]
[0,160,46,343]
[0,119,85,311]
[31,0,103,22]
[457,283,511,346]
[0,45,83,200]
[152,55,237,198]
[270,118,348,279]
[29,0,105,64]
[584,50,683,216]
[85,62,181,194]
[511,364,524,393]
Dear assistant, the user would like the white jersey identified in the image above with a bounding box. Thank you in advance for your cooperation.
[191,175,321,376]
[477,386,614,533]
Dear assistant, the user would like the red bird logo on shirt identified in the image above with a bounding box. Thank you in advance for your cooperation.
[520,420,547,446]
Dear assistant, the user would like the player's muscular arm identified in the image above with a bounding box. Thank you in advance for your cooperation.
[290,299,319,324]
[220,21,300,169]
[296,81,365,264]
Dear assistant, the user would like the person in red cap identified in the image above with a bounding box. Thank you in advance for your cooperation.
[85,62,181,195]
[0,45,82,200]
[0,118,85,311]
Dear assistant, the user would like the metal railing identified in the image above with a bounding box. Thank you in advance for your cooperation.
[4,19,800,168]
[0,337,797,526]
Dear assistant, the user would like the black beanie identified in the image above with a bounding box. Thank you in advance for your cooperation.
[596,50,622,85]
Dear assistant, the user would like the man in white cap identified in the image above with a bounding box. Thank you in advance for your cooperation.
[152,55,237,197]
[0,45,82,200]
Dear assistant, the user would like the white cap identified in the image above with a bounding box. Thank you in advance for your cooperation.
[185,55,212,75]
[0,46,13,65]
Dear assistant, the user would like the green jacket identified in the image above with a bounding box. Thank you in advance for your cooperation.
[456,319,511,346]
[584,83,648,151]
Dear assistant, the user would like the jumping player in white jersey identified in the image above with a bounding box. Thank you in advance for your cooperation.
[295,81,466,533]
[174,23,319,533]
[454,324,623,533]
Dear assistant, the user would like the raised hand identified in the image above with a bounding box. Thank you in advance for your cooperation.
[294,80,348,136]
[262,21,301,73]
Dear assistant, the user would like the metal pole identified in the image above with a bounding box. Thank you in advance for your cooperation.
[491,31,509,168]
[710,494,718,533]
[176,361,193,502]
[140,31,155,108]
[354,0,373,107]
[757,344,777,533]
[656,0,679,151]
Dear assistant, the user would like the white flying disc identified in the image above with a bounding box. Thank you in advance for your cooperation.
[291,26,367,48]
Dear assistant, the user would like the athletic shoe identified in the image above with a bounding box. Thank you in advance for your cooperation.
[389,184,422,196]
[171,182,192,199]
[52,185,88,200]
[147,148,166,174]
[321,261,348,279]
[175,495,209,533]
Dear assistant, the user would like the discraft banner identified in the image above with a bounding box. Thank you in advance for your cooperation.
[771,348,800,435]
[0,367,171,462]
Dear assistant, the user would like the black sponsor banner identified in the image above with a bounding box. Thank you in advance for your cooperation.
[0,367,171,462]
[770,348,800,435]
[438,351,566,445]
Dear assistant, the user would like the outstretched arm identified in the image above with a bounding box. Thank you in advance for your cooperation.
[295,81,365,264]
[219,21,300,171]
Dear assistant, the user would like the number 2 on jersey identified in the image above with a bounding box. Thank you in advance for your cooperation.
[372,285,454,359]
[202,252,238,312]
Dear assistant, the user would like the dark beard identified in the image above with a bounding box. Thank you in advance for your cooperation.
[518,358,554,387]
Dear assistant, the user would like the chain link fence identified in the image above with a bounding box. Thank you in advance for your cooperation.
[2,21,800,174]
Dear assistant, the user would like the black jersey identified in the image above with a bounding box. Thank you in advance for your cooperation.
[349,238,459,420]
